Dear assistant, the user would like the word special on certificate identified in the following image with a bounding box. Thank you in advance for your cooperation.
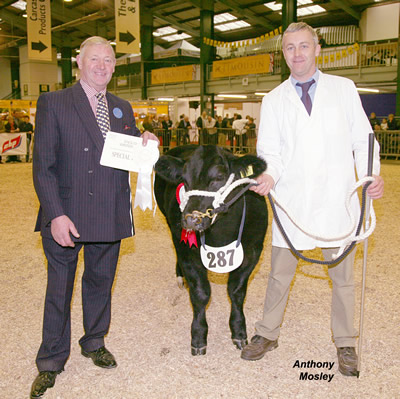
[100,131,159,173]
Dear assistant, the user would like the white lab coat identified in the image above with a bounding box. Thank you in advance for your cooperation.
[257,71,380,250]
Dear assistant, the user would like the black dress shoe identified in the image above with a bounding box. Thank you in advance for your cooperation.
[81,346,117,369]
[30,370,62,398]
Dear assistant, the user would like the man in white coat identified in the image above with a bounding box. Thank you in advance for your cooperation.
[241,22,384,376]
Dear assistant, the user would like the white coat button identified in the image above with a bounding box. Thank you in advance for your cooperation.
[84,148,89,152]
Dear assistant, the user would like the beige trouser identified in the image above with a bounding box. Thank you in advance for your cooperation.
[255,246,358,348]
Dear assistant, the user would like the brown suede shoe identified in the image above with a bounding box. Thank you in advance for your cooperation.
[240,335,278,361]
[337,347,358,376]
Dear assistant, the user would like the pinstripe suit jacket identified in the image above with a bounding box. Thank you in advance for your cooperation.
[33,81,141,242]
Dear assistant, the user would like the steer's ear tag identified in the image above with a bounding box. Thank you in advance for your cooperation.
[240,165,253,178]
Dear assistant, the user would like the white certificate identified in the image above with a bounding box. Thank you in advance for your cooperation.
[100,131,159,173]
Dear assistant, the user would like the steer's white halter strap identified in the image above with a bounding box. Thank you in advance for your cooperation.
[179,173,255,212]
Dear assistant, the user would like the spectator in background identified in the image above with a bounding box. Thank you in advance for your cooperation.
[205,114,217,145]
[165,114,173,129]
[380,118,388,130]
[227,113,239,151]
[178,115,191,144]
[5,115,21,162]
[244,117,257,152]
[142,115,153,133]
[196,111,208,144]
[369,112,380,130]
[232,114,249,152]
[387,113,398,130]
[216,115,226,146]
[176,114,185,128]
[318,33,327,48]
[19,115,34,162]
[151,115,161,130]
[222,113,231,128]
[161,115,171,152]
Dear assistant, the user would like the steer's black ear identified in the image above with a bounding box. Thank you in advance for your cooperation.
[230,154,267,179]
[155,155,185,184]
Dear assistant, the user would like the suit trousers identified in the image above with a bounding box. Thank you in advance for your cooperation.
[255,246,358,348]
[36,238,121,372]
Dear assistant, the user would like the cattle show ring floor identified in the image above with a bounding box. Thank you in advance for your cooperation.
[0,161,399,399]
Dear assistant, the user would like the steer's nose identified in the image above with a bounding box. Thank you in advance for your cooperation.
[182,214,211,231]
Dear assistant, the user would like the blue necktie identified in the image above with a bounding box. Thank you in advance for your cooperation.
[95,92,110,139]
[296,79,315,115]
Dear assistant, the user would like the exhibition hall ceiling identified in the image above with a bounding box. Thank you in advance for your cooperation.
[0,0,397,55]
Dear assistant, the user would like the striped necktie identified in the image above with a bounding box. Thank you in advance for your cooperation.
[296,79,315,115]
[95,92,110,139]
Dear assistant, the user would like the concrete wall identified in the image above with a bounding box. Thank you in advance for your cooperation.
[19,45,58,100]
[0,58,12,99]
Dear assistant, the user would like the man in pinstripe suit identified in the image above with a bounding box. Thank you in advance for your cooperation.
[30,37,158,398]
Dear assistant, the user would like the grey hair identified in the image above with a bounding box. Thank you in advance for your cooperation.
[79,36,115,60]
[283,22,319,46]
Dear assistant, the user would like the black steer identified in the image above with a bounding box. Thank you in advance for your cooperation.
[154,145,268,355]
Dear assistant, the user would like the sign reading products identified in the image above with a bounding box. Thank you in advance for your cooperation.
[27,0,52,61]
[115,0,140,54]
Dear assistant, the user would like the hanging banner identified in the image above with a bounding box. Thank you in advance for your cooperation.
[0,133,27,156]
[26,0,52,61]
[212,54,270,78]
[151,65,195,85]
[115,0,140,54]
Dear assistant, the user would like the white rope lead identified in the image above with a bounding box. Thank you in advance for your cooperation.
[269,176,376,259]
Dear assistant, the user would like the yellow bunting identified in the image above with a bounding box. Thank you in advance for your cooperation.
[274,28,279,36]
[330,53,335,62]
[336,52,341,60]
[324,55,329,64]
[348,47,354,55]
[342,49,348,57]
[353,42,360,51]
[318,56,323,64]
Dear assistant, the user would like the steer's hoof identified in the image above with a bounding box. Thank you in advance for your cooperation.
[191,346,207,356]
[177,276,185,289]
[232,338,248,350]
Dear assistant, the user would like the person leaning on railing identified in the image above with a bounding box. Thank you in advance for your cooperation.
[178,115,191,145]
[161,115,171,153]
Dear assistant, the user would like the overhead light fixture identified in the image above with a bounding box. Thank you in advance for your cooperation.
[357,88,379,93]
[255,92,268,96]
[217,94,247,99]
[11,0,26,11]
[157,97,174,102]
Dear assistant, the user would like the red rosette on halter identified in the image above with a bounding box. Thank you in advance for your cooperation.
[176,183,198,248]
